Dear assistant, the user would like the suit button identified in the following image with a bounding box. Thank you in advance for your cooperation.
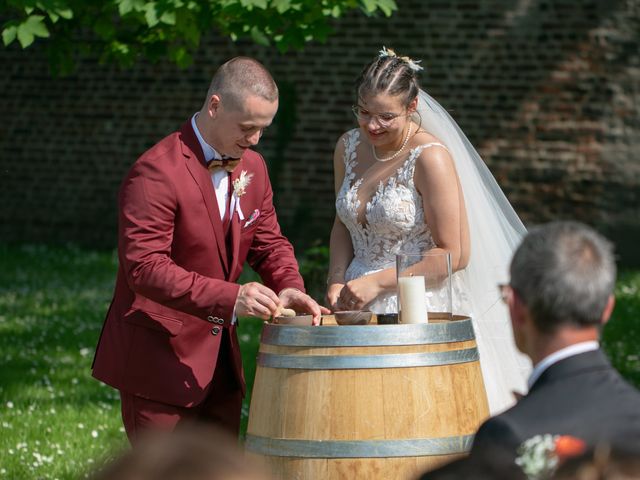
[211,326,221,335]
[207,315,215,323]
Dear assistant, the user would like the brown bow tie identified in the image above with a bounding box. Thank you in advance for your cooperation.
[207,157,240,173]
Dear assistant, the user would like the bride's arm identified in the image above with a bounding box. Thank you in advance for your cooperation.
[414,146,470,271]
[326,134,354,309]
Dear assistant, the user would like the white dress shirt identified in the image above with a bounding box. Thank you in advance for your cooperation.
[191,114,236,220]
[191,113,238,324]
[527,340,600,389]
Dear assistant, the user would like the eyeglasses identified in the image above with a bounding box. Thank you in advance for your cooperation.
[351,105,407,128]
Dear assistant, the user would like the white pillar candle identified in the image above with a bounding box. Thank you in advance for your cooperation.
[398,276,429,324]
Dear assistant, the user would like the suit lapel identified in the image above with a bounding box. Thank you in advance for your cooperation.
[227,162,244,281]
[180,122,229,275]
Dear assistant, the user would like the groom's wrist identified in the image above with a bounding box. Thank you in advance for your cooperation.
[278,287,302,297]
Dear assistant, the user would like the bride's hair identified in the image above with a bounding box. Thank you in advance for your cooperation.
[355,50,421,106]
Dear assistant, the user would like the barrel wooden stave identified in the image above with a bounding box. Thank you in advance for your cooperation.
[247,319,489,480]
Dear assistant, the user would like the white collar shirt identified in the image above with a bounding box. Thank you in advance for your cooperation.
[191,113,236,220]
[527,341,600,390]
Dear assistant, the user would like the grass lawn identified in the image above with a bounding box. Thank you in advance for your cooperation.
[1,244,639,479]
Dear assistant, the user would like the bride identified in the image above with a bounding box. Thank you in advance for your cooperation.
[325,47,531,414]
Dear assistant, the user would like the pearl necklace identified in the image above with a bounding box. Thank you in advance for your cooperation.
[371,124,412,162]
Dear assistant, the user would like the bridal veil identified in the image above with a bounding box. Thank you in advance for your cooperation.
[416,90,532,414]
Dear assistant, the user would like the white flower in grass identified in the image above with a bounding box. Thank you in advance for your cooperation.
[79,347,91,357]
[6,401,13,409]
[91,430,98,438]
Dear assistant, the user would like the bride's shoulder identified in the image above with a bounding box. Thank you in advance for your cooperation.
[411,130,454,173]
[340,128,360,142]
[411,128,443,148]
[334,128,361,152]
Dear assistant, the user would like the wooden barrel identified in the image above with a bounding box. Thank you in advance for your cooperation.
[245,314,489,480]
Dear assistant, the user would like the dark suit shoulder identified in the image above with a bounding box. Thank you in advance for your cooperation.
[471,414,521,457]
[479,352,640,453]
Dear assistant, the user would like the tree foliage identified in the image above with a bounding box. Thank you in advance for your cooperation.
[1,0,397,73]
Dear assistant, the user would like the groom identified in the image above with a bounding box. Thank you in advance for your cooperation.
[92,57,326,442]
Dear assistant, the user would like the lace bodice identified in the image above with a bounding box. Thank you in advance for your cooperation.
[336,129,442,269]
[335,128,469,314]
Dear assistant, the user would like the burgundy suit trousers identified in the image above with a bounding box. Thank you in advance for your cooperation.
[119,327,243,444]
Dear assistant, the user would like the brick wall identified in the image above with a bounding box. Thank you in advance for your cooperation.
[1,0,638,263]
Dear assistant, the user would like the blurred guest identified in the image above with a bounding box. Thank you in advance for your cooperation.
[553,445,640,480]
[470,221,640,457]
[89,424,271,480]
[418,447,527,480]
[420,222,640,480]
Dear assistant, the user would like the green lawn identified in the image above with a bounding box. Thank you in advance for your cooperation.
[0,244,638,479]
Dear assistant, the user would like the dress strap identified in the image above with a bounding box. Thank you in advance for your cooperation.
[416,142,449,153]
[397,142,449,186]
[341,129,361,179]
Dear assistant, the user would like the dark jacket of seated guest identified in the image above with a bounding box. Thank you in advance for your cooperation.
[471,347,640,457]
[469,222,640,459]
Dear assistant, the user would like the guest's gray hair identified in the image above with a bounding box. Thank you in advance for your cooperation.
[205,56,278,110]
[510,221,616,333]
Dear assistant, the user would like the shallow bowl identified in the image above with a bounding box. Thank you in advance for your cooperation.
[334,310,372,326]
[273,314,313,326]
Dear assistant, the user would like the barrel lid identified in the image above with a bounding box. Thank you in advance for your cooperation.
[260,316,475,347]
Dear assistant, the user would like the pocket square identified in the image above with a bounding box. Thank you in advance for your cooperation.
[243,209,260,228]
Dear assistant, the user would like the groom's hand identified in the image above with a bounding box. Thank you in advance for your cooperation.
[279,288,330,326]
[235,282,282,320]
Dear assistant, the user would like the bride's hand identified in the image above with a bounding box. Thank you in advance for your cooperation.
[337,276,382,311]
[326,283,345,311]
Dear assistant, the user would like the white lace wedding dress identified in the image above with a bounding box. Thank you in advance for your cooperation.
[336,129,470,315]
[335,127,530,415]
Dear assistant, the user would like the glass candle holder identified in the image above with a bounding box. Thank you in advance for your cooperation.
[396,251,452,324]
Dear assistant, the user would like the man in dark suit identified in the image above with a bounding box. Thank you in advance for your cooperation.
[92,57,328,442]
[470,221,640,456]
[420,222,640,479]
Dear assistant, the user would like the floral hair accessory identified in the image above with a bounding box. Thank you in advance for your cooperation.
[515,434,587,479]
[378,46,424,72]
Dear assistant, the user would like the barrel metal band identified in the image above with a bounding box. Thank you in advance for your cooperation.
[257,347,478,370]
[245,434,473,458]
[261,318,474,347]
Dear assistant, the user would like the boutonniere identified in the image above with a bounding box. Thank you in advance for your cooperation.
[231,170,253,221]
[233,170,253,197]
[515,434,586,479]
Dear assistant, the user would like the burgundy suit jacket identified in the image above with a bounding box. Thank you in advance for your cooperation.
[92,121,305,407]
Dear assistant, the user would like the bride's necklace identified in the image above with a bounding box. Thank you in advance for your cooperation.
[371,124,412,162]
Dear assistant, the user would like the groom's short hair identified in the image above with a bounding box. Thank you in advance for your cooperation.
[509,221,616,333]
[206,56,278,110]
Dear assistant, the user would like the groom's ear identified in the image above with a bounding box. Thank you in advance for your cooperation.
[207,94,222,118]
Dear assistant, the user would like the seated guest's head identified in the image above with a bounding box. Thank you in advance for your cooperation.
[88,424,271,480]
[504,221,616,362]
